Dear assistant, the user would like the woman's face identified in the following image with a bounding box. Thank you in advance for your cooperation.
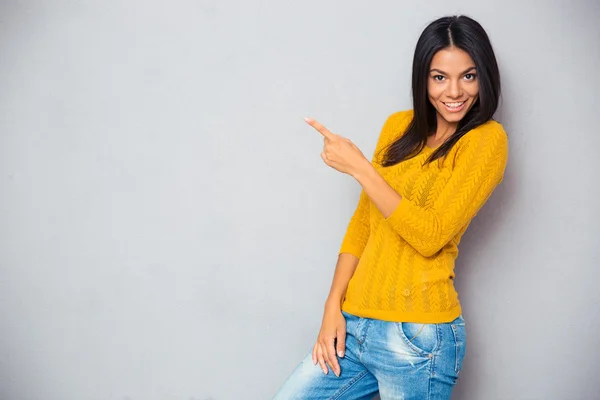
[427,46,479,126]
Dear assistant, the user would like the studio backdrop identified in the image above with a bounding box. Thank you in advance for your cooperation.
[0,1,598,399]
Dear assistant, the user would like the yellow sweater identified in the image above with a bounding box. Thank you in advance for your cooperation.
[339,110,508,323]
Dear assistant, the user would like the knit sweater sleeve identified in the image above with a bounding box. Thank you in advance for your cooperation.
[384,123,509,257]
[339,111,412,258]
[338,188,371,259]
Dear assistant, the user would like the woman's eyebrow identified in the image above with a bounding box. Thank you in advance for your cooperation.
[429,67,477,75]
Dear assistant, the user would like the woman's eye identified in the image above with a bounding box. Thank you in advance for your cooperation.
[433,75,445,81]
[464,73,477,80]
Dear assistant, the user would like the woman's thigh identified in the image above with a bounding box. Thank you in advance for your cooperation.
[363,315,467,400]
[272,350,378,400]
[272,311,379,400]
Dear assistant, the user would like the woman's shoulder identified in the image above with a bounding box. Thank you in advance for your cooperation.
[450,119,508,167]
[459,119,508,150]
[385,109,414,129]
[474,118,507,136]
[373,109,414,153]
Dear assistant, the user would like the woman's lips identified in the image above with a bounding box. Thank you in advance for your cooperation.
[442,100,467,113]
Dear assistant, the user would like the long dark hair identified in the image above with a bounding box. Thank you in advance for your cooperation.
[382,15,501,166]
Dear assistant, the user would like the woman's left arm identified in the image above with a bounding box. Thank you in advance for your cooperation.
[362,128,508,256]
[306,118,509,257]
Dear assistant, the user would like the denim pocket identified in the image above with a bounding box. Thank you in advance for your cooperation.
[450,316,467,373]
[396,322,439,356]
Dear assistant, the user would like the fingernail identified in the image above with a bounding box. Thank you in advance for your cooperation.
[338,351,344,358]
[304,117,311,122]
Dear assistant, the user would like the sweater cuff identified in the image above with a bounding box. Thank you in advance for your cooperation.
[339,242,364,260]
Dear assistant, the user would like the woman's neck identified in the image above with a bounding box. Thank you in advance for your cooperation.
[432,114,458,140]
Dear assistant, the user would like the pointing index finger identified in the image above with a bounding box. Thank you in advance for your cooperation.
[305,117,335,140]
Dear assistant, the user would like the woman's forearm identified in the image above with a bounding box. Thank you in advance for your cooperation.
[353,159,402,219]
[324,253,360,309]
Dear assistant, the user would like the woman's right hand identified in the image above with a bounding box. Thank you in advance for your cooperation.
[312,303,346,377]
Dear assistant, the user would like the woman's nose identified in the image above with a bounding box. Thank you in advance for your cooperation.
[447,80,463,98]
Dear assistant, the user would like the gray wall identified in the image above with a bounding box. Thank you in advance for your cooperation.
[0,1,598,399]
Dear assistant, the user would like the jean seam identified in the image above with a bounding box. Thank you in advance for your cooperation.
[362,319,372,345]
[433,323,442,354]
[451,324,459,373]
[329,369,371,400]
[426,324,442,400]
[427,331,436,400]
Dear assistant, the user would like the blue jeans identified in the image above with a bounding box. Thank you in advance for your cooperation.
[273,311,466,400]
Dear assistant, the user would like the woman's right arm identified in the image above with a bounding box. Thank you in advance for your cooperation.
[311,111,411,375]
[312,253,359,377]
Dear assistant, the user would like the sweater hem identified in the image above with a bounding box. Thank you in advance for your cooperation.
[341,302,462,324]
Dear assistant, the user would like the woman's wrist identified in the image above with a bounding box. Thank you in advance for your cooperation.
[350,157,373,181]
[325,296,344,310]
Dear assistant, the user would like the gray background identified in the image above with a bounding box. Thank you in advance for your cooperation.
[0,0,598,399]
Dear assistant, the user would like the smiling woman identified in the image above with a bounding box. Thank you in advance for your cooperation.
[273,15,507,400]
[383,15,501,168]
[429,53,479,122]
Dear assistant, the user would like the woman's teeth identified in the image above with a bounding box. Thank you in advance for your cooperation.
[443,101,465,108]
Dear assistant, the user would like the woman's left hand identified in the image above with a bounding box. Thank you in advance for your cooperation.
[305,117,369,177]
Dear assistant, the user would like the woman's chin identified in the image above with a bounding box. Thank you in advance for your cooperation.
[438,111,465,124]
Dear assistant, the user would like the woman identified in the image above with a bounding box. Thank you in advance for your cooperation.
[273,15,508,400]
